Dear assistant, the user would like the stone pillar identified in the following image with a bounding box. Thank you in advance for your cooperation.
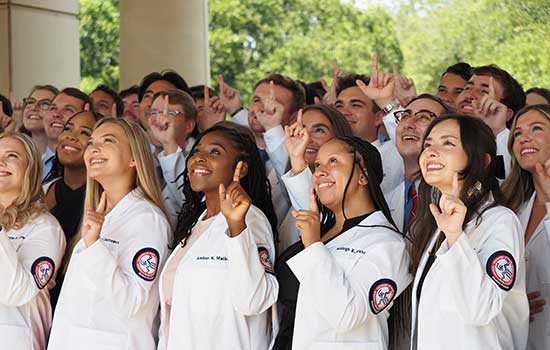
[0,0,80,98]
[119,0,210,90]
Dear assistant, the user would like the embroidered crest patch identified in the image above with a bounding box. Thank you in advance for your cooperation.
[31,257,55,290]
[486,251,516,291]
[258,247,274,273]
[132,248,160,282]
[369,279,397,314]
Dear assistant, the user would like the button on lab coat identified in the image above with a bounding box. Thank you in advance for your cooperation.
[411,204,529,350]
[48,189,171,350]
[288,211,411,350]
[0,212,65,350]
[157,205,279,350]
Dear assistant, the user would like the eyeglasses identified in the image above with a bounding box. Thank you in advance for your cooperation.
[394,109,437,125]
[150,109,185,118]
[24,99,51,111]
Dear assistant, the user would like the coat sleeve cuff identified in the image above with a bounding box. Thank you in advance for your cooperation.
[287,242,328,282]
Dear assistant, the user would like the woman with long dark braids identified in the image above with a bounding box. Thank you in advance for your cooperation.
[274,136,411,350]
[158,122,279,349]
[410,114,528,349]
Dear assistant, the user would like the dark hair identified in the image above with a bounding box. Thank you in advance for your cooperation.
[138,69,191,102]
[58,87,95,113]
[173,122,278,248]
[410,114,503,275]
[525,87,550,104]
[152,89,197,121]
[0,94,13,117]
[472,65,526,115]
[92,84,124,117]
[298,81,326,105]
[189,85,217,100]
[254,74,306,115]
[315,136,406,347]
[441,62,472,82]
[43,110,102,183]
[405,93,453,114]
[336,74,381,114]
[119,85,139,99]
[26,85,60,100]
[302,104,353,138]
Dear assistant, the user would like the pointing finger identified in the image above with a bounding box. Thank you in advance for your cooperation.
[452,172,460,197]
[218,74,226,95]
[111,103,117,118]
[269,80,275,99]
[233,160,243,183]
[163,95,169,116]
[309,187,319,213]
[204,85,210,105]
[96,191,107,214]
[489,77,497,99]
[219,183,227,202]
[84,103,90,111]
[371,52,379,77]
[297,109,303,126]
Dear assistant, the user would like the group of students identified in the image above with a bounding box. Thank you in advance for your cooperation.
[0,55,549,350]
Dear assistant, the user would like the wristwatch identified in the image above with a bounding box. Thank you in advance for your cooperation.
[382,98,400,114]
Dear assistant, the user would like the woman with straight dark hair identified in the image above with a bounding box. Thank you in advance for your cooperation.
[502,104,550,350]
[410,114,528,349]
[274,136,411,350]
[158,122,279,350]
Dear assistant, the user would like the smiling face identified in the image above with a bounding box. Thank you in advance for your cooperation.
[57,112,96,168]
[44,93,84,142]
[302,109,337,165]
[334,86,380,142]
[512,110,550,173]
[312,139,367,211]
[0,137,28,201]
[84,122,136,184]
[187,131,243,194]
[436,73,467,105]
[396,98,445,160]
[419,119,468,194]
[23,89,56,132]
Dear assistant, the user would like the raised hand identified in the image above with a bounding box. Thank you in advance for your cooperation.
[356,53,396,108]
[82,192,107,247]
[203,85,225,128]
[284,109,310,171]
[293,188,321,247]
[218,74,243,115]
[534,157,550,204]
[393,65,417,107]
[429,173,467,246]
[149,95,178,154]
[472,77,509,136]
[256,81,285,130]
[219,161,251,237]
[320,58,343,106]
[9,91,24,129]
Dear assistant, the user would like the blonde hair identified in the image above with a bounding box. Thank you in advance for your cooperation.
[83,117,167,217]
[0,132,46,231]
[502,104,550,212]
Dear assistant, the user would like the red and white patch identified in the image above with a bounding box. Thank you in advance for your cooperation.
[31,257,55,290]
[486,251,515,291]
[258,247,274,273]
[132,248,160,282]
[369,279,397,314]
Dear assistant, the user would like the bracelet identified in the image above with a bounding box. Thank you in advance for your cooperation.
[291,163,309,176]
[382,98,400,114]
[231,107,244,117]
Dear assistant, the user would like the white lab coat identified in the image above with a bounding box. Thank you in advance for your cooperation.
[496,129,511,178]
[0,212,66,350]
[288,211,411,350]
[386,181,406,234]
[372,139,404,194]
[518,193,550,350]
[48,189,171,350]
[157,205,279,350]
[157,137,195,228]
[411,203,529,350]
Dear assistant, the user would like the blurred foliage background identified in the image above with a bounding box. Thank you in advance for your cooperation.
[80,0,550,103]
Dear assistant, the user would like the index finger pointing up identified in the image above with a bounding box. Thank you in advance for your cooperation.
[233,160,244,183]
[204,85,210,104]
[218,74,226,94]
[488,77,497,98]
[96,191,107,214]
[297,109,303,126]
[309,187,319,213]
[452,172,460,197]
[269,80,275,99]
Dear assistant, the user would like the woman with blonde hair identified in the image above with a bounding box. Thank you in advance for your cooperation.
[0,131,66,349]
[502,104,550,350]
[48,118,171,350]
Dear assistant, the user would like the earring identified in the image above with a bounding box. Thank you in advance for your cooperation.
[467,181,483,198]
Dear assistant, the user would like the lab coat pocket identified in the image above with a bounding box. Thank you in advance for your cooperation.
[0,325,31,350]
[67,326,127,350]
[313,341,381,350]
